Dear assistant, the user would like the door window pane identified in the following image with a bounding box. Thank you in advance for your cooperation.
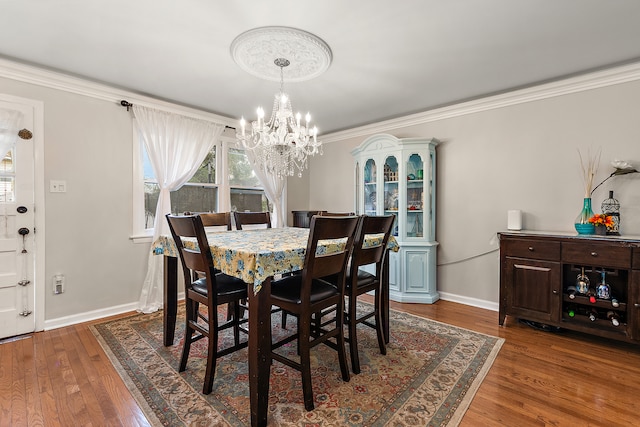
[0,150,15,202]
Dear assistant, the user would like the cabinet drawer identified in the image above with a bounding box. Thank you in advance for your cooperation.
[562,242,631,269]
[503,238,560,261]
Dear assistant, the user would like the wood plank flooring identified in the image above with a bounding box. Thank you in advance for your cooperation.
[2,299,639,426]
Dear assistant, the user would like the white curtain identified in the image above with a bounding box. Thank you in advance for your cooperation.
[245,147,286,228]
[0,108,23,159]
[134,105,224,313]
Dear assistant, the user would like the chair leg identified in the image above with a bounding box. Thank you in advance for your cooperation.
[281,311,288,329]
[374,290,387,355]
[336,302,351,382]
[202,326,218,395]
[226,301,234,321]
[298,317,315,411]
[179,300,196,372]
[238,298,246,319]
[233,298,241,346]
[348,296,361,374]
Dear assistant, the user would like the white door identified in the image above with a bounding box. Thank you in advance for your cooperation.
[0,99,36,339]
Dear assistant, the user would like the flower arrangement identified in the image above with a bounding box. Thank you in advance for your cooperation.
[588,214,614,229]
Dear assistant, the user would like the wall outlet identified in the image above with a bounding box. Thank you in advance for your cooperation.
[53,274,64,294]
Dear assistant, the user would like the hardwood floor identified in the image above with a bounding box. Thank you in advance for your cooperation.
[2,300,639,426]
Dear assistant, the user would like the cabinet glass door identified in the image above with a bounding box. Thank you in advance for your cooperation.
[363,158,377,215]
[406,153,424,237]
[383,155,399,236]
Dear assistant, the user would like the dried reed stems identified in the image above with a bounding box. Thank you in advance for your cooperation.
[578,148,601,198]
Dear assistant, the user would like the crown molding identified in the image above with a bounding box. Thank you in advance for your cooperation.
[321,61,640,143]
[3,57,640,141]
[0,57,236,125]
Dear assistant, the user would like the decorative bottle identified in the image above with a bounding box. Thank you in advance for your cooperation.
[574,198,595,234]
[607,310,620,327]
[586,285,597,304]
[588,308,598,322]
[566,285,577,299]
[596,271,611,300]
[601,191,620,235]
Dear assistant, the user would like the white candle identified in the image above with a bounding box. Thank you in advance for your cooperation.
[257,107,264,128]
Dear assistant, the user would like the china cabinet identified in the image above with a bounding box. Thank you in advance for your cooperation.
[352,134,439,303]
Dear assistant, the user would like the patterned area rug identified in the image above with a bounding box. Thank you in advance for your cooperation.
[91,303,503,426]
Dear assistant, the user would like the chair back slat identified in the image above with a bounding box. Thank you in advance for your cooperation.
[199,212,232,230]
[234,211,271,230]
[351,215,395,270]
[318,211,356,217]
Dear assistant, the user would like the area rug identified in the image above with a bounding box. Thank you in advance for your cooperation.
[91,303,503,426]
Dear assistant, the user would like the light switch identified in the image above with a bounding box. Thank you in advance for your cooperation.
[50,180,67,193]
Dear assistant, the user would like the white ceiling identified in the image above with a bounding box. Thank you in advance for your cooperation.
[2,0,640,134]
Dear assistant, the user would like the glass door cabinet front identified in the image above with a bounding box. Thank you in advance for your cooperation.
[352,134,439,304]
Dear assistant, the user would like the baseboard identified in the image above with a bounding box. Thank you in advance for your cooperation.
[42,291,487,331]
[44,302,141,330]
[438,292,499,312]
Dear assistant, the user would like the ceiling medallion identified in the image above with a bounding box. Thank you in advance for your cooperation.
[230,26,332,82]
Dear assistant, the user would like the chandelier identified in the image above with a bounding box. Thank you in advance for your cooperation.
[237,58,322,178]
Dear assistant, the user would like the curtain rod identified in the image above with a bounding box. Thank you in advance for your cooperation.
[119,99,234,130]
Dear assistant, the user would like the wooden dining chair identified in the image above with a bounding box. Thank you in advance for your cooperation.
[195,212,247,321]
[166,214,248,395]
[268,215,359,411]
[233,211,271,230]
[341,214,395,374]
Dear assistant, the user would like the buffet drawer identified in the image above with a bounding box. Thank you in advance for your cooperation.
[563,241,631,269]
[503,238,561,261]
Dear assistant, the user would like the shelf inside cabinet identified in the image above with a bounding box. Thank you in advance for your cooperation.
[562,294,627,311]
[561,313,628,337]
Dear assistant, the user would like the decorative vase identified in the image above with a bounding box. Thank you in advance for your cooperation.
[574,197,595,234]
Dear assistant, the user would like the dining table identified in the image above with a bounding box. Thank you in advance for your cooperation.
[153,226,397,427]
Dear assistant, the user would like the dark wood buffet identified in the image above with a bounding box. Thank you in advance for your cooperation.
[499,231,640,343]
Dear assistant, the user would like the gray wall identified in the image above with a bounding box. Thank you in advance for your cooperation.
[293,73,640,308]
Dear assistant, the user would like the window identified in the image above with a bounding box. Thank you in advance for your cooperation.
[228,147,270,213]
[143,146,219,228]
[133,131,273,241]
